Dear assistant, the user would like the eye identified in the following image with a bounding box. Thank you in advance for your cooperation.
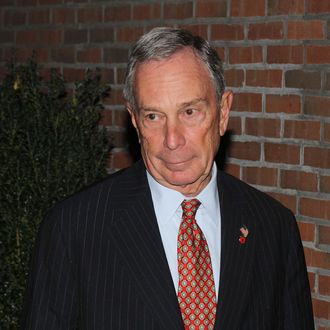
[185,108,195,115]
[146,113,158,121]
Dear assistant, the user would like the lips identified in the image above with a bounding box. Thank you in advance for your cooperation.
[162,158,193,171]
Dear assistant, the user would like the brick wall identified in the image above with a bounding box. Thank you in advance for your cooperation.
[1,0,329,327]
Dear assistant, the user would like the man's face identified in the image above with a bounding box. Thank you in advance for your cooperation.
[128,48,232,196]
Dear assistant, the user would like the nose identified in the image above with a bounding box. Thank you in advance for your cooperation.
[164,120,186,150]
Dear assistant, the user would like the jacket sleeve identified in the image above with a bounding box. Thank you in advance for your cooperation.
[283,212,314,329]
[20,208,78,329]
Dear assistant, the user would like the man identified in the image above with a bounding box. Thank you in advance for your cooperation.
[21,27,314,329]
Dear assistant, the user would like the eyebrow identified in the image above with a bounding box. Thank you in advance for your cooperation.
[139,98,208,112]
[179,98,208,108]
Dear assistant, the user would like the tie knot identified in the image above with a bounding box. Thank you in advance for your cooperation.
[181,198,201,217]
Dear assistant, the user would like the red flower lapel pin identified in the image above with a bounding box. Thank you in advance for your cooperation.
[239,225,249,245]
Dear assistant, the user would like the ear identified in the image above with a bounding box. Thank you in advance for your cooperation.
[127,103,141,142]
[127,103,138,129]
[219,90,233,136]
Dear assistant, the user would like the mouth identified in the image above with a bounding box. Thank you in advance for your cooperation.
[161,158,193,170]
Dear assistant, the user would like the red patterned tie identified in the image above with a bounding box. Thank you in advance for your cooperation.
[177,199,217,330]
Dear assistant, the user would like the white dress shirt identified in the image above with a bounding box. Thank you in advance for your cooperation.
[147,163,221,299]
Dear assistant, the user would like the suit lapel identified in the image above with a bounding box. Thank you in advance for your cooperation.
[214,172,257,330]
[107,162,184,330]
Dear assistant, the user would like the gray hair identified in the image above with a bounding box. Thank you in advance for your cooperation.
[123,27,225,111]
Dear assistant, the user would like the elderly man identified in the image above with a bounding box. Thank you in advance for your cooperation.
[21,27,314,330]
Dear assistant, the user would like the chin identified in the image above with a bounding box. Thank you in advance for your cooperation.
[162,172,199,188]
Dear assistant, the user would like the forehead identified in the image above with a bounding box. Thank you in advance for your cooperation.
[134,48,215,107]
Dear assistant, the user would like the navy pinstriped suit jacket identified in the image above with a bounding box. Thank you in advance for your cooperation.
[21,160,314,329]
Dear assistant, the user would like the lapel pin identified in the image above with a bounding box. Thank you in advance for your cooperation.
[239,225,249,245]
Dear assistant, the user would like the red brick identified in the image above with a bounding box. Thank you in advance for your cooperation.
[77,48,102,63]
[211,24,244,41]
[98,68,114,84]
[246,117,280,137]
[264,143,300,164]
[304,96,330,117]
[307,45,330,64]
[105,5,131,22]
[232,93,262,112]
[6,48,49,63]
[312,298,330,319]
[325,123,330,142]
[285,70,321,89]
[281,170,318,192]
[104,48,128,64]
[243,166,278,186]
[63,68,86,82]
[111,151,134,170]
[39,0,62,4]
[4,10,26,26]
[227,116,241,134]
[288,20,325,40]
[304,147,330,169]
[39,29,62,44]
[284,120,320,140]
[116,68,126,85]
[78,7,102,23]
[224,163,240,178]
[180,25,208,40]
[164,2,193,19]
[105,89,125,106]
[248,22,284,40]
[229,46,262,64]
[111,130,128,148]
[326,72,330,91]
[0,30,14,43]
[16,30,39,44]
[319,274,330,295]
[116,27,144,43]
[307,0,330,13]
[308,271,316,294]
[196,0,227,17]
[64,29,87,44]
[215,47,225,62]
[132,4,161,20]
[52,8,75,24]
[89,27,114,43]
[318,326,330,330]
[99,109,113,126]
[268,0,304,15]
[267,45,303,64]
[304,247,330,269]
[231,0,265,16]
[114,110,129,127]
[300,197,330,220]
[320,175,330,193]
[267,192,296,212]
[246,70,282,87]
[51,48,75,63]
[228,141,261,161]
[319,226,330,245]
[266,95,301,114]
[2,0,17,4]
[225,69,244,87]
[297,221,315,242]
[29,9,50,24]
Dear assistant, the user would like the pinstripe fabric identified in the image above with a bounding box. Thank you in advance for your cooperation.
[21,160,314,329]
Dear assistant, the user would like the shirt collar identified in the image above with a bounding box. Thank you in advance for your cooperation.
[147,163,219,228]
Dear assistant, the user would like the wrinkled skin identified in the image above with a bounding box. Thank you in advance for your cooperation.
[128,48,233,196]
